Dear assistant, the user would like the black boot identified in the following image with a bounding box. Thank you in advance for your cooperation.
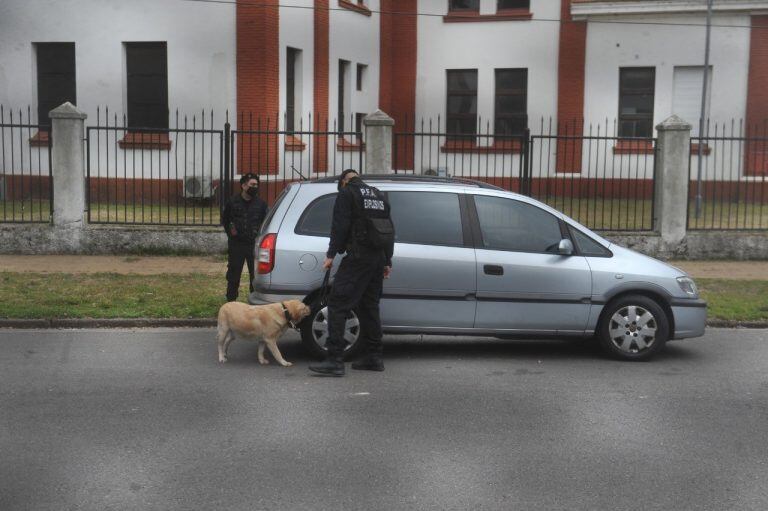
[309,354,345,377]
[351,353,384,371]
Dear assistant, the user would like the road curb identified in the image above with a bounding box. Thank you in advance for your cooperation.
[0,318,766,329]
[0,318,218,329]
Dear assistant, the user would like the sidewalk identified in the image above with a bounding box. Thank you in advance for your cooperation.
[1,255,767,280]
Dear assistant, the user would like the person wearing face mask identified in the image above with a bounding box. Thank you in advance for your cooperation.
[221,173,269,302]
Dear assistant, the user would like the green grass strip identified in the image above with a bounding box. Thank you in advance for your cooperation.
[0,273,765,323]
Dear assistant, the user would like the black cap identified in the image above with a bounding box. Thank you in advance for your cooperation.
[240,173,259,185]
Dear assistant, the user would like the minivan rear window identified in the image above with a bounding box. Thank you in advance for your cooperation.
[259,185,292,235]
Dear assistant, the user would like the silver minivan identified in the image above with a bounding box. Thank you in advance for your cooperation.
[250,175,706,361]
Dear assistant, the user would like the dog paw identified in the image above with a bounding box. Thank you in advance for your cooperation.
[218,357,227,363]
[258,359,269,365]
[281,361,293,367]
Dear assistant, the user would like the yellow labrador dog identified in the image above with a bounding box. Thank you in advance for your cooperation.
[216,299,311,366]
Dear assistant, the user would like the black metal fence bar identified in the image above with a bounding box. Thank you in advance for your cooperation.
[689,120,768,230]
[86,108,223,226]
[0,106,53,223]
[393,118,655,231]
[232,113,364,207]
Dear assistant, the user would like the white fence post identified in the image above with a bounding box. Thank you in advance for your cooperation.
[364,110,394,174]
[50,102,87,228]
[654,115,691,245]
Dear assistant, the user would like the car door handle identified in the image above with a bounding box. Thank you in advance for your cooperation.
[484,264,504,276]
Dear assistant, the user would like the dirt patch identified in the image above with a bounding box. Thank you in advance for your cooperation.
[0,255,766,280]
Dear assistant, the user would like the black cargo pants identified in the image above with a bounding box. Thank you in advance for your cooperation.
[326,250,386,359]
[226,239,256,302]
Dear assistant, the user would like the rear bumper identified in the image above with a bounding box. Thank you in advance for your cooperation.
[670,298,707,339]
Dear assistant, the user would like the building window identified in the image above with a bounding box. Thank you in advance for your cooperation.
[286,48,301,133]
[446,69,478,140]
[495,69,527,136]
[356,64,367,91]
[449,0,479,11]
[355,112,366,143]
[618,67,655,138]
[338,59,350,133]
[498,0,529,10]
[35,43,76,126]
[125,42,168,130]
[672,66,711,137]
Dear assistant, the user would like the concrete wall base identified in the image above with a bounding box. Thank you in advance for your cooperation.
[0,224,227,256]
[0,224,765,260]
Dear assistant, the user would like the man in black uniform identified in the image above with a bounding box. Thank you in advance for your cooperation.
[221,173,268,302]
[309,169,395,377]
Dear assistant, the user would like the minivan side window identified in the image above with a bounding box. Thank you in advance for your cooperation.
[569,226,612,257]
[388,191,464,246]
[295,194,335,236]
[474,195,562,253]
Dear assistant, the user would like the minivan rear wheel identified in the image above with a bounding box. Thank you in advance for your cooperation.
[597,294,669,361]
[300,303,364,360]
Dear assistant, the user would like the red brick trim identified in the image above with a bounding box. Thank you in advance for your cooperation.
[745,15,768,176]
[339,0,372,16]
[443,9,532,22]
[380,0,417,169]
[690,143,711,156]
[237,0,280,174]
[337,138,366,151]
[612,139,654,155]
[118,132,172,150]
[556,0,587,173]
[285,134,306,151]
[28,130,50,147]
[314,0,330,172]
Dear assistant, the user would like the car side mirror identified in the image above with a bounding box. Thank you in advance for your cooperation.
[558,238,574,256]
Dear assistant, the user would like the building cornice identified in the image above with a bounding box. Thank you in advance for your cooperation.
[572,0,768,18]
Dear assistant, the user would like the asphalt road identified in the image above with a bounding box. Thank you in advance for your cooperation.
[1,328,767,511]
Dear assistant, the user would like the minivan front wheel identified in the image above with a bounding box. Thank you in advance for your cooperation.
[598,295,669,361]
[300,304,363,360]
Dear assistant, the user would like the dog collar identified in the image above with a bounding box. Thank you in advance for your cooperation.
[280,302,296,329]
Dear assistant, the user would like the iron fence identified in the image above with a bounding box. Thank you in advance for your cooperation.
[688,120,768,230]
[231,113,364,206]
[86,108,224,225]
[0,106,52,223]
[394,118,656,231]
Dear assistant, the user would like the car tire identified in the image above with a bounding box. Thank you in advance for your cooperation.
[597,294,669,361]
[299,300,364,360]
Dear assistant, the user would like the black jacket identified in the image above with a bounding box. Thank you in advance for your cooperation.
[326,177,395,266]
[221,193,268,244]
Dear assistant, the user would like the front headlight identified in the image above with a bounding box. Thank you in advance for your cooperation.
[677,276,698,296]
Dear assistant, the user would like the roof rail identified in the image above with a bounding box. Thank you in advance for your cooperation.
[309,173,504,191]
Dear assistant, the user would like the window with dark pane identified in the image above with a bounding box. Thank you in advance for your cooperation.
[498,0,529,10]
[125,42,168,130]
[618,67,655,138]
[286,47,298,133]
[36,43,76,126]
[338,59,349,133]
[450,0,479,11]
[446,69,478,140]
[495,68,527,136]
[356,63,367,91]
[355,113,365,143]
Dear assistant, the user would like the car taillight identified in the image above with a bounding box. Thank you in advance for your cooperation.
[258,233,277,274]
